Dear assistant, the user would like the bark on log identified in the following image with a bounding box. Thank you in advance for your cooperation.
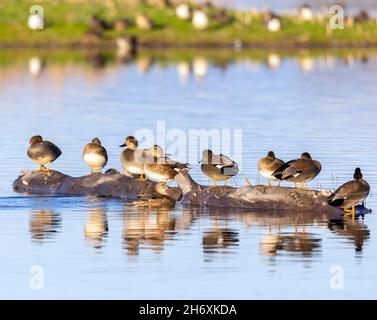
[174,171,345,215]
[12,170,371,217]
[12,170,170,202]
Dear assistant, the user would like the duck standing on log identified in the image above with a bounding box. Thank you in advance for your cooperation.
[258,151,284,186]
[82,138,108,173]
[272,152,321,189]
[144,145,189,183]
[327,168,370,220]
[119,136,147,180]
[27,135,62,174]
[199,149,239,187]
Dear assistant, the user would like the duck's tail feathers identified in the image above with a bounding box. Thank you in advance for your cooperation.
[327,197,344,207]
[221,165,239,177]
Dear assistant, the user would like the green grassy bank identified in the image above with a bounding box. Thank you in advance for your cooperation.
[1,0,377,48]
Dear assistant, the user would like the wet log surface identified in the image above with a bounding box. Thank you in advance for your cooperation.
[12,170,163,202]
[174,172,346,215]
[12,170,371,217]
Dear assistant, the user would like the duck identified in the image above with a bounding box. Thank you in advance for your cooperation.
[199,149,239,187]
[264,11,281,32]
[298,4,314,22]
[258,151,284,186]
[144,145,189,183]
[119,136,147,180]
[27,135,61,173]
[28,7,44,30]
[272,152,321,189]
[327,168,370,220]
[192,9,209,30]
[176,3,191,20]
[82,138,108,173]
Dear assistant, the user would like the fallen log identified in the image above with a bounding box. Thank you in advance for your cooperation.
[12,170,179,204]
[174,171,345,215]
[12,170,370,217]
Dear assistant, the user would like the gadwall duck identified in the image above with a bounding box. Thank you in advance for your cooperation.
[82,138,108,173]
[327,168,370,220]
[199,149,239,187]
[258,151,284,186]
[272,152,321,188]
[119,136,147,180]
[27,135,61,173]
[144,145,189,183]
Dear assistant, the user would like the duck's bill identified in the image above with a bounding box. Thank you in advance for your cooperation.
[119,143,126,147]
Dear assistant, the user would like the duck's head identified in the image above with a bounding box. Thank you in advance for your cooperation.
[29,135,43,145]
[119,136,138,150]
[301,152,312,159]
[149,145,164,158]
[92,137,102,146]
[267,151,276,159]
[199,149,213,163]
[354,167,363,180]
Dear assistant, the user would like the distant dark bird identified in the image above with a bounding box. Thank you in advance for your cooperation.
[272,152,321,189]
[27,135,61,173]
[199,149,239,187]
[327,168,370,220]
[82,138,108,173]
[258,151,284,186]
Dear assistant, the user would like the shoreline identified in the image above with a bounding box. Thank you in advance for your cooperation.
[3,41,377,50]
[2,1,377,50]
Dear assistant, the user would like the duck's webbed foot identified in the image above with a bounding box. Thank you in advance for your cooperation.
[343,205,356,220]
[138,174,148,182]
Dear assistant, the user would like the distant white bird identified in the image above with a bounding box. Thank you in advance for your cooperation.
[299,57,314,72]
[177,61,190,81]
[28,13,44,30]
[299,4,314,22]
[193,57,208,79]
[176,3,191,20]
[267,53,281,69]
[192,10,209,30]
[266,17,281,32]
[29,57,44,76]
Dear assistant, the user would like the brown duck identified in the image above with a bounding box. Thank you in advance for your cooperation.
[27,135,61,173]
[258,151,284,186]
[199,149,239,187]
[119,136,147,180]
[272,152,321,188]
[82,138,108,173]
[144,145,189,183]
[327,168,370,220]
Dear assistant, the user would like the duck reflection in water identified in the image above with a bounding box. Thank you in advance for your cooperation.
[29,209,61,243]
[137,56,153,74]
[260,224,321,258]
[83,50,107,69]
[84,207,108,251]
[122,207,176,256]
[202,214,239,261]
[328,219,370,253]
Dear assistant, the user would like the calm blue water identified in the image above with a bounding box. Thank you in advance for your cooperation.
[0,49,376,299]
